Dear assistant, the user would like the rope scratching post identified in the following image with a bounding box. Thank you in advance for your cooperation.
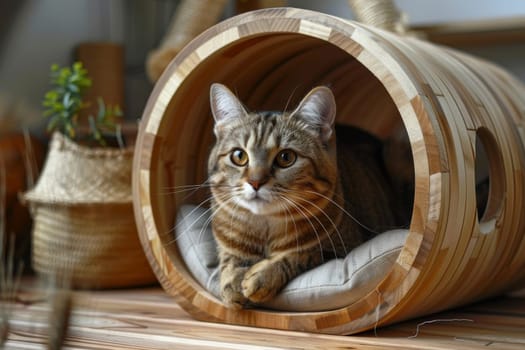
[146,0,287,82]
[133,8,525,334]
[146,0,229,82]
[348,0,406,34]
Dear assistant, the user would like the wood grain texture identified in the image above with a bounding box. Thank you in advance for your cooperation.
[6,283,525,349]
[132,8,525,334]
[413,16,525,47]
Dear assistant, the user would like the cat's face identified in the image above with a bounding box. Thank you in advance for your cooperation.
[208,84,338,216]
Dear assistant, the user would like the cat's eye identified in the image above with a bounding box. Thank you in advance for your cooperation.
[274,149,297,168]
[230,148,248,166]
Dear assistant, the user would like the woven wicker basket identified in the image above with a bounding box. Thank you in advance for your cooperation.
[24,132,156,288]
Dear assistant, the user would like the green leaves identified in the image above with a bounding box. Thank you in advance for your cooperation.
[88,98,123,147]
[42,62,123,147]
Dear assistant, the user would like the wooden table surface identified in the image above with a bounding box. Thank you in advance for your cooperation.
[5,281,525,349]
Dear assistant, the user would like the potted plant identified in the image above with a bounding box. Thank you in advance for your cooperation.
[42,62,124,147]
[23,62,155,288]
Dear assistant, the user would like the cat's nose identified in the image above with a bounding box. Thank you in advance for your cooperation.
[248,178,267,191]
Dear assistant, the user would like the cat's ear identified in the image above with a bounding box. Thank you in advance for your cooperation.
[291,86,336,142]
[210,83,247,126]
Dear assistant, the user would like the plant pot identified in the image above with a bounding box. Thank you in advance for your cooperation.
[24,132,156,288]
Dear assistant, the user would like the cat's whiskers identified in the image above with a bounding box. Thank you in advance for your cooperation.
[280,194,341,260]
[212,187,244,210]
[162,184,210,192]
[283,190,348,257]
[189,200,222,246]
[195,203,220,246]
[162,181,235,199]
[164,190,237,246]
[164,198,215,246]
[161,177,212,193]
[281,85,299,117]
[197,187,246,244]
[161,179,219,227]
[304,189,381,235]
[163,195,215,240]
[277,193,346,275]
[278,195,326,264]
[228,195,241,243]
[277,200,300,261]
[182,196,231,249]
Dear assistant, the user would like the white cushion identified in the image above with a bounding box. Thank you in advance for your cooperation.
[176,205,408,312]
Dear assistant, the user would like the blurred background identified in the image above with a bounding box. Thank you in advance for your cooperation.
[1,0,524,135]
[1,1,524,264]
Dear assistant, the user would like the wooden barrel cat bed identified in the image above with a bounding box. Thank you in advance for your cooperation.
[133,8,525,334]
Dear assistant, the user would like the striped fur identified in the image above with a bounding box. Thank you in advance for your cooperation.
[208,84,401,308]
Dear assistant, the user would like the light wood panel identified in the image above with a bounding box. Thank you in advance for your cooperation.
[132,8,525,334]
[5,283,525,349]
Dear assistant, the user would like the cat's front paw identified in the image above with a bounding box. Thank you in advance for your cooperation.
[221,282,248,310]
[241,260,280,304]
[220,268,249,309]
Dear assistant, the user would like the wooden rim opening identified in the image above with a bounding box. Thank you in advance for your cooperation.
[134,8,525,333]
[133,8,475,334]
[475,127,505,234]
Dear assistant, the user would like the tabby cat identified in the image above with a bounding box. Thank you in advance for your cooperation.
[208,83,406,308]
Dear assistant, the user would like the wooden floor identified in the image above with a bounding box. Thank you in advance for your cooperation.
[5,281,525,349]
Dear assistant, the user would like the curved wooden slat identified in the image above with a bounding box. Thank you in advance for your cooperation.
[132,8,525,334]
